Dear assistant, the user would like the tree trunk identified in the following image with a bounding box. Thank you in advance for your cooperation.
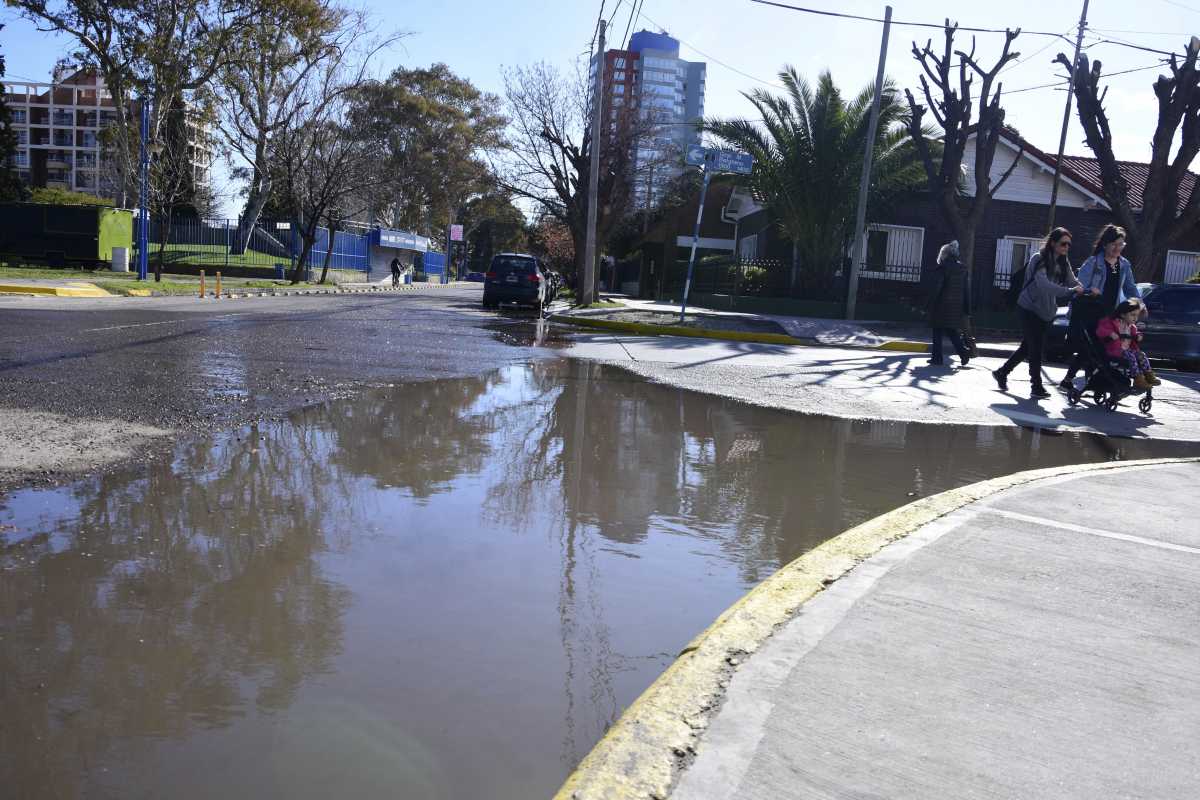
[318,220,337,285]
[291,233,315,284]
[790,239,800,295]
[154,216,170,282]
[959,227,977,309]
[232,175,271,256]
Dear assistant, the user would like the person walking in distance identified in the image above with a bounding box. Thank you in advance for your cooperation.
[1059,224,1142,391]
[390,256,402,288]
[993,227,1085,399]
[926,240,972,367]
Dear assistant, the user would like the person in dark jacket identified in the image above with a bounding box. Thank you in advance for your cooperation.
[390,256,403,288]
[993,227,1084,399]
[926,240,972,366]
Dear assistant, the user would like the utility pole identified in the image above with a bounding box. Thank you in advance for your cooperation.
[845,5,891,320]
[1047,0,1090,231]
[582,20,606,306]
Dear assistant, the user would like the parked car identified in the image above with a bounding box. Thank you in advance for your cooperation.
[1049,283,1200,370]
[464,271,485,283]
[482,253,547,309]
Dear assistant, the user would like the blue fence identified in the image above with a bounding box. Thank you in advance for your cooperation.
[308,226,370,272]
[419,251,447,284]
[130,218,372,274]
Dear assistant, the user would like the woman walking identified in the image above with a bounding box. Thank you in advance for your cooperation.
[926,240,972,367]
[1059,224,1142,391]
[993,227,1085,399]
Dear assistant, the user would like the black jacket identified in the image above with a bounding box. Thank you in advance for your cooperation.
[927,257,970,329]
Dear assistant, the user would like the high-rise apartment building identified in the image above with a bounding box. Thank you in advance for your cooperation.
[2,70,212,205]
[600,30,706,209]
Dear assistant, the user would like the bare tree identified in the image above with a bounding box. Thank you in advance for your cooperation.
[216,0,362,254]
[498,60,648,290]
[906,22,1023,293]
[11,0,262,278]
[1056,46,1200,282]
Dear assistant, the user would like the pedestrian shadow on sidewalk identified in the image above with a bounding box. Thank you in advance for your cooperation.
[989,399,1162,438]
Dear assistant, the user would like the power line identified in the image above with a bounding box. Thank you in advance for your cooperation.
[748,1,1075,42]
[1156,0,1200,14]
[620,0,645,52]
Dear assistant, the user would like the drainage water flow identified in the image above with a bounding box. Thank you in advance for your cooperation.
[0,360,1191,799]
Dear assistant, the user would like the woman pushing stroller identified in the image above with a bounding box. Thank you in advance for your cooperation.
[1096,298,1160,390]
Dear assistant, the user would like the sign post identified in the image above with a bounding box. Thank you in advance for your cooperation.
[679,146,753,323]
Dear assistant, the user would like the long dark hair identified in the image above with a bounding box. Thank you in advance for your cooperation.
[1038,227,1072,281]
[1092,224,1126,257]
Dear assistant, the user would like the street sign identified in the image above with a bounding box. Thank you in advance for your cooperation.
[684,145,754,175]
[708,149,754,175]
[449,224,464,242]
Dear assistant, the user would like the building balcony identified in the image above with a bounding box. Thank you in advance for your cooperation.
[52,112,74,127]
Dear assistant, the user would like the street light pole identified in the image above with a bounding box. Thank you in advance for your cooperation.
[845,5,891,321]
[1047,0,1090,231]
[137,97,149,281]
[582,20,606,306]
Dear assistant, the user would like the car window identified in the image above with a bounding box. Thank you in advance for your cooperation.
[492,257,537,275]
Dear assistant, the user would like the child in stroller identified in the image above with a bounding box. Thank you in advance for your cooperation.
[1065,298,1157,413]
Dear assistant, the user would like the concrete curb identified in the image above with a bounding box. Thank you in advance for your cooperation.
[552,312,1016,357]
[553,456,1200,800]
[0,282,111,298]
[114,281,471,300]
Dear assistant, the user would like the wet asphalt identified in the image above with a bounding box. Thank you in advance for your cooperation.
[0,286,556,492]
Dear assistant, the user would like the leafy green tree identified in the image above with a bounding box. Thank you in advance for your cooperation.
[27,187,113,205]
[707,68,928,296]
[457,192,528,272]
[351,65,506,238]
[0,26,28,201]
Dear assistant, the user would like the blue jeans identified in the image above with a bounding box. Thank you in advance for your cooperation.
[931,327,969,364]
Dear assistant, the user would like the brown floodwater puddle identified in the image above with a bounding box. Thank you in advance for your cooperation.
[1,360,1194,799]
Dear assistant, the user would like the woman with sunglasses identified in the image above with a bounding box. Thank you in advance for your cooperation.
[993,227,1085,399]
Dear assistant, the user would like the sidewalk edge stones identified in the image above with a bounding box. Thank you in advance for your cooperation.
[553,456,1200,800]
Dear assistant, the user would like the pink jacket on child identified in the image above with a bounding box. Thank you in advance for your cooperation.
[1095,316,1140,359]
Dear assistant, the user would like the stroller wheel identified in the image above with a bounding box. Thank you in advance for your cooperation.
[1066,387,1081,406]
[1092,391,1105,405]
[1104,397,1120,412]
[1139,396,1153,414]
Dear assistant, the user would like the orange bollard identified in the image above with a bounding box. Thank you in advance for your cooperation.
[215,272,222,299]
[199,270,206,299]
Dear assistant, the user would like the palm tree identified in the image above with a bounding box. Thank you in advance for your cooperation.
[707,67,930,297]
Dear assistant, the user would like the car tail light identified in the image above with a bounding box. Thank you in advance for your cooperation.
[528,273,541,283]
[485,271,496,279]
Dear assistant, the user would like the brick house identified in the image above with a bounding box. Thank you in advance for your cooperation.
[732,128,1200,316]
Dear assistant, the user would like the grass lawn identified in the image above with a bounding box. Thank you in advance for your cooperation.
[147,242,287,268]
[579,300,624,309]
[0,266,327,296]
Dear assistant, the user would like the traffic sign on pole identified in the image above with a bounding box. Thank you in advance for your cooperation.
[678,146,755,322]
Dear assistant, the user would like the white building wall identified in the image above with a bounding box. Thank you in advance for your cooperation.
[961,137,1102,210]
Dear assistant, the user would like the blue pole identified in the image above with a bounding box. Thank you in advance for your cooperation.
[679,167,712,323]
[137,98,149,281]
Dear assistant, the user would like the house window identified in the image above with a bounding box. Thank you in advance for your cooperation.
[614,58,626,69]
[1165,250,1200,283]
[614,71,626,81]
[994,236,1042,288]
[739,234,758,261]
[858,224,924,282]
[613,84,624,94]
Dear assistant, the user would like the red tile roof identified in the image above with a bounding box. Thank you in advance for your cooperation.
[1004,129,1198,213]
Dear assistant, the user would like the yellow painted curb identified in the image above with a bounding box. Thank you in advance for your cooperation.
[550,314,804,346]
[554,457,1200,800]
[125,288,153,297]
[0,282,111,297]
[553,313,935,353]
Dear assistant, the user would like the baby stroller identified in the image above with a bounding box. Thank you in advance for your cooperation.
[1064,326,1154,414]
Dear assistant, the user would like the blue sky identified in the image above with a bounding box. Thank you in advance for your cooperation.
[4,0,1199,214]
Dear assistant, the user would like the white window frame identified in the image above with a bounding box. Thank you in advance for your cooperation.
[1165,249,1200,284]
[994,235,1042,288]
[857,223,925,282]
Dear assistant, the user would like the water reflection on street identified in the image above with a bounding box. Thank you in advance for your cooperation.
[1,360,1192,799]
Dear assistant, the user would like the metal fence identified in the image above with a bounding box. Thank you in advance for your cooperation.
[131,218,371,273]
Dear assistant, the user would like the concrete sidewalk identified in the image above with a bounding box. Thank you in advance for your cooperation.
[555,459,1200,800]
[675,460,1200,799]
